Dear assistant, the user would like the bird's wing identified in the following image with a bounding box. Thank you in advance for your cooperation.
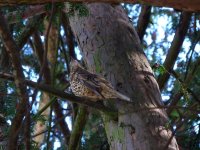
[77,69,112,99]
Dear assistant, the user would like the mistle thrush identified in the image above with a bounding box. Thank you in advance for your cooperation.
[70,59,130,101]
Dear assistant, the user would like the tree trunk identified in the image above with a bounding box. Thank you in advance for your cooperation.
[68,3,179,150]
[33,92,51,146]
[33,20,58,146]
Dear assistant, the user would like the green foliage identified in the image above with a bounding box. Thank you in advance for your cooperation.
[33,114,47,125]
[0,81,18,120]
[67,3,89,17]
[152,63,167,76]
[156,65,167,75]
[80,112,109,150]
[93,51,102,73]
[40,3,64,32]
[170,110,180,119]
[180,83,190,101]
[5,6,26,24]
[21,53,40,74]
[38,22,45,33]
[45,3,64,11]
[31,141,41,150]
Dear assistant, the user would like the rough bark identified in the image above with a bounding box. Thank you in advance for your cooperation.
[68,3,178,150]
[0,0,200,12]
[157,12,192,91]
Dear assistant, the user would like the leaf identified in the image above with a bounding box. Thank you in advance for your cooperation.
[152,64,167,75]
[158,65,167,75]
[170,110,180,118]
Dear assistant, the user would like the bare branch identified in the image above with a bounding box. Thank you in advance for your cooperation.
[17,16,43,50]
[167,69,200,114]
[61,12,76,59]
[33,30,71,144]
[0,11,29,150]
[68,106,88,150]
[157,12,192,91]
[24,109,31,150]
[137,5,151,41]
[0,72,117,116]
[37,3,55,82]
[33,31,51,83]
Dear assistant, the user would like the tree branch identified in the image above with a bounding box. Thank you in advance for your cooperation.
[0,72,117,114]
[167,69,200,114]
[0,11,29,150]
[0,0,199,11]
[33,30,71,145]
[68,106,88,150]
[137,5,151,41]
[6,5,45,24]
[157,12,192,91]
[33,31,51,84]
[17,16,43,50]
[62,12,76,59]
[24,109,31,150]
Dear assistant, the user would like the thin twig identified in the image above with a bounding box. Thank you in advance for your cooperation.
[24,106,31,150]
[31,112,71,139]
[37,2,55,83]
[184,32,200,80]
[46,106,53,150]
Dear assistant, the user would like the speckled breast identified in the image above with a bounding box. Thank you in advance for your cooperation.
[70,76,101,99]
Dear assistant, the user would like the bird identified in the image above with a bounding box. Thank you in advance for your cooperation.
[69,58,130,102]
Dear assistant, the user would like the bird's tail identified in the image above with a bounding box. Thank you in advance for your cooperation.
[114,91,130,102]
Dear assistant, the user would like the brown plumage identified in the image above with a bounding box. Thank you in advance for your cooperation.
[70,59,130,102]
